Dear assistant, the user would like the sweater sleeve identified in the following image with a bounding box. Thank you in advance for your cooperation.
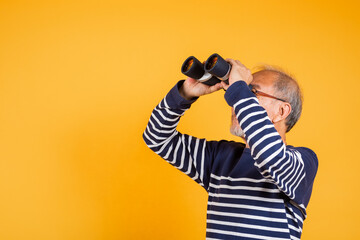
[224,81,318,212]
[142,80,218,191]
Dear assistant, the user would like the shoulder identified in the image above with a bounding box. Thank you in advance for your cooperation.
[287,145,318,172]
[288,145,316,156]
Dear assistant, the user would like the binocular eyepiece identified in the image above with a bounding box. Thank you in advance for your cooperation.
[181,53,231,86]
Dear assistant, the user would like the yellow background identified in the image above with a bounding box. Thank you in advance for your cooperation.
[0,0,359,239]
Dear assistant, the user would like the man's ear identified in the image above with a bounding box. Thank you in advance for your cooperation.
[273,102,291,123]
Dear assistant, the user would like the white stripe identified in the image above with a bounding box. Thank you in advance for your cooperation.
[280,155,303,194]
[275,152,304,196]
[191,171,200,182]
[151,113,178,128]
[207,210,288,223]
[162,97,170,108]
[289,200,306,218]
[286,213,300,224]
[208,201,285,213]
[146,125,167,140]
[161,97,189,112]
[209,183,280,193]
[247,125,273,143]
[148,130,178,149]
[284,161,304,198]
[148,118,176,134]
[286,204,304,223]
[255,143,285,169]
[185,136,194,175]
[264,154,291,183]
[206,228,289,240]
[233,97,258,109]
[286,213,297,223]
[239,110,267,126]
[251,132,279,156]
[170,138,182,164]
[254,139,283,161]
[148,130,177,149]
[200,140,206,182]
[143,129,156,145]
[290,235,300,240]
[207,219,289,233]
[288,224,301,233]
[236,103,259,118]
[208,192,284,203]
[155,136,178,156]
[163,143,173,160]
[154,108,179,122]
[163,106,184,117]
[193,138,200,169]
[275,158,296,191]
[211,174,273,183]
[273,151,294,175]
[294,150,304,165]
[259,151,287,176]
[178,135,186,170]
[286,212,304,234]
[243,116,269,133]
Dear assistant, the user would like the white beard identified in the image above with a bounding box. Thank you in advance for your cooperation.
[230,111,245,138]
[230,124,245,138]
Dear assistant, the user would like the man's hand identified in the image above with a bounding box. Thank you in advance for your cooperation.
[179,77,223,100]
[221,58,253,90]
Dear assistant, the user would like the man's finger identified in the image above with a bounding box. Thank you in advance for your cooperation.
[235,60,243,66]
[220,81,229,90]
[208,82,223,93]
[186,77,197,83]
[226,58,236,65]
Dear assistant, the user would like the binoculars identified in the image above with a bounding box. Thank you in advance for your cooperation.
[181,53,231,86]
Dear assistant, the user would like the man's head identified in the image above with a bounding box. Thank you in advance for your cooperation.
[230,66,303,139]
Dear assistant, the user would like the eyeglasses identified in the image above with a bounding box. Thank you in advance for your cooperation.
[249,84,286,102]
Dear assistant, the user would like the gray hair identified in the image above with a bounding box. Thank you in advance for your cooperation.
[253,65,303,132]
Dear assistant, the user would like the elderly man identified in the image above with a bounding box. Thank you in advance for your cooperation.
[143,58,318,240]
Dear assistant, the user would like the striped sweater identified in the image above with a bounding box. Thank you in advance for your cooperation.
[143,80,318,240]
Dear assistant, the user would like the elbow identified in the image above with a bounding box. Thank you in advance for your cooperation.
[142,128,158,153]
[142,129,151,148]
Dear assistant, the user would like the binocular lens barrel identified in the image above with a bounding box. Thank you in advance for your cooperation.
[205,56,218,71]
[181,56,204,79]
[183,59,194,72]
[205,53,231,81]
[181,56,221,86]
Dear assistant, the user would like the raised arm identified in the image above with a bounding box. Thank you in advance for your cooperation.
[221,60,318,214]
[143,79,223,190]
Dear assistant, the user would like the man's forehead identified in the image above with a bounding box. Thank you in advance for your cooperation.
[251,70,278,90]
